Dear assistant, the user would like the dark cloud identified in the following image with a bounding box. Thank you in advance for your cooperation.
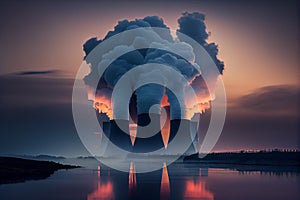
[177,12,208,46]
[177,12,224,74]
[213,85,300,151]
[16,70,59,76]
[194,84,300,151]
[82,16,171,61]
[236,85,299,116]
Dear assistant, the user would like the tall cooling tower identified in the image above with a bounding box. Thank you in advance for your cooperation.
[108,119,132,152]
[133,113,165,153]
[167,119,192,155]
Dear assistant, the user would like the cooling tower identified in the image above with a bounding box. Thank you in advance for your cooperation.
[133,113,165,153]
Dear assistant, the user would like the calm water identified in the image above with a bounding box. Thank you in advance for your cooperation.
[0,158,299,200]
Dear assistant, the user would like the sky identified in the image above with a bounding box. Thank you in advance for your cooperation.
[0,0,299,156]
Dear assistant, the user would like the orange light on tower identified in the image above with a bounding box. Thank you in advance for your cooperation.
[97,165,101,178]
[161,118,170,149]
[129,124,137,146]
[160,95,170,148]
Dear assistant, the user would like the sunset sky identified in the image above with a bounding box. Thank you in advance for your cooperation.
[0,0,299,156]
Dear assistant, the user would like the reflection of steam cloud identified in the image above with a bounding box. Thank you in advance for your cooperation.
[83,13,224,153]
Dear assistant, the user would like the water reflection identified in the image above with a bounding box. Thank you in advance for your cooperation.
[89,163,300,200]
[128,162,137,198]
[88,163,216,200]
[160,163,170,200]
[88,182,114,200]
[88,165,114,200]
[184,168,214,200]
[200,168,208,177]
[184,180,214,200]
[1,158,296,200]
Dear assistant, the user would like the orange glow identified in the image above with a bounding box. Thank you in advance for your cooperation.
[188,96,212,117]
[160,163,170,200]
[184,180,214,200]
[88,164,114,199]
[128,162,137,196]
[161,117,170,149]
[87,75,213,121]
[93,95,113,119]
[129,124,137,146]
[87,86,113,119]
[87,76,214,121]
[190,102,211,115]
[161,94,170,107]
[97,165,101,178]
[161,96,170,148]
[88,181,114,200]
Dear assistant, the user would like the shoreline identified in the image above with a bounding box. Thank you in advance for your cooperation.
[0,157,80,185]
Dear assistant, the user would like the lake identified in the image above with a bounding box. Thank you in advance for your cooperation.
[0,158,299,200]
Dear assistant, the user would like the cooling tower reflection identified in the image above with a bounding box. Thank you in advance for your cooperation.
[184,180,214,199]
[88,182,114,200]
[160,163,170,199]
[88,163,214,200]
[88,165,115,200]
[128,162,137,198]
[184,168,214,200]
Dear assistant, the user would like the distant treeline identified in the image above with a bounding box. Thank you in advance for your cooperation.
[184,150,300,166]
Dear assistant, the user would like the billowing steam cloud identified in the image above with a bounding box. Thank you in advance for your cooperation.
[83,13,224,121]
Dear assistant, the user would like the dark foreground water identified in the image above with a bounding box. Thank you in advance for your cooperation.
[0,158,299,200]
